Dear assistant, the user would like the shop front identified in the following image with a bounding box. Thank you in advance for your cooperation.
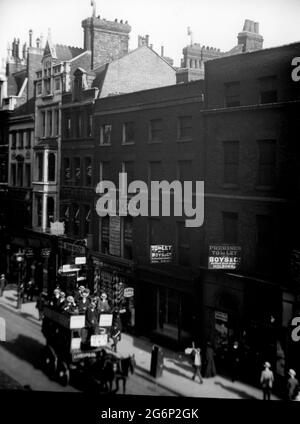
[135,267,197,349]
[57,237,88,289]
[200,267,283,382]
[90,252,136,333]
[6,230,58,293]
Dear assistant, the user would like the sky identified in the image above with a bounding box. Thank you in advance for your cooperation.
[0,0,300,68]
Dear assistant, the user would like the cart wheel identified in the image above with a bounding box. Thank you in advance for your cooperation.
[57,360,70,386]
[43,345,57,378]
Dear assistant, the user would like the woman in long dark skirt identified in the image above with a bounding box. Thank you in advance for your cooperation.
[204,342,217,378]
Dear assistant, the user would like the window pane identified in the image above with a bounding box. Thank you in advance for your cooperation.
[48,153,55,182]
[85,157,92,186]
[178,116,192,139]
[63,158,71,185]
[223,212,238,243]
[178,160,193,182]
[149,119,163,142]
[73,157,81,186]
[224,141,239,184]
[258,140,276,186]
[123,122,135,143]
[225,81,240,107]
[100,124,112,145]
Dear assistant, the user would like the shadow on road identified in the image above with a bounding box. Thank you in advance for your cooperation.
[163,364,191,380]
[0,334,46,371]
[214,381,258,400]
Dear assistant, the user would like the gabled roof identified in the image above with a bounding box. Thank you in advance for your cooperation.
[55,44,85,61]
[92,45,176,98]
[12,97,35,116]
[43,39,84,61]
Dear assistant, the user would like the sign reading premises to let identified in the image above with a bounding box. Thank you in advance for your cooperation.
[150,245,173,263]
[208,245,242,270]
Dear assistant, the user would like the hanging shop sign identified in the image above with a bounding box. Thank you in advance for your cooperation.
[75,256,86,265]
[124,287,134,298]
[24,248,34,258]
[150,245,173,263]
[208,244,242,270]
[58,240,85,255]
[41,248,51,258]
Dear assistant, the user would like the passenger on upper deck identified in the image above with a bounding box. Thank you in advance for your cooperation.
[97,292,111,313]
[63,296,79,315]
[57,291,67,311]
[86,297,99,336]
[77,288,91,314]
[74,285,85,303]
[50,288,61,308]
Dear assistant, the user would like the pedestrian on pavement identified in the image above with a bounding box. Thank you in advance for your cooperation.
[191,343,203,384]
[287,369,299,400]
[231,341,241,382]
[36,291,47,320]
[204,341,217,378]
[0,274,8,297]
[260,361,274,400]
[25,279,35,301]
[110,324,121,353]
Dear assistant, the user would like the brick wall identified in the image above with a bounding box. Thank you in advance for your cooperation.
[99,47,176,97]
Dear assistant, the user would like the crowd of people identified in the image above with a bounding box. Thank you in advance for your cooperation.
[186,340,300,400]
[38,285,122,352]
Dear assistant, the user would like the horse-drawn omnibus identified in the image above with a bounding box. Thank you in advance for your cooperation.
[41,304,114,386]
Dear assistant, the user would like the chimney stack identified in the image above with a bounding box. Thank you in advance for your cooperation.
[29,29,33,47]
[238,19,263,52]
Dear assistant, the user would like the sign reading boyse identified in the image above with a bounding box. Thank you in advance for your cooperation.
[150,245,173,263]
[208,245,242,270]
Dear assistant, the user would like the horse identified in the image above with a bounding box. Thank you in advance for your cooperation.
[88,350,116,393]
[88,351,136,394]
[114,354,136,394]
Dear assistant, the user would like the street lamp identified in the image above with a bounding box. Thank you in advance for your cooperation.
[15,249,25,309]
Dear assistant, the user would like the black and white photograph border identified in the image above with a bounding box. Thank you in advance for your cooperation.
[0,0,300,416]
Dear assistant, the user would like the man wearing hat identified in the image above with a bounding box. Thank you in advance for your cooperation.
[50,288,61,308]
[97,292,111,313]
[77,288,91,314]
[63,296,78,315]
[287,369,299,400]
[74,285,85,303]
[57,291,67,311]
[260,361,274,400]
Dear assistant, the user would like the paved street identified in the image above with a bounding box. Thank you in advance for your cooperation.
[0,303,174,395]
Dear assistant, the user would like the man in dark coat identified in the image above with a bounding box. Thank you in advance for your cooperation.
[86,298,99,337]
[204,342,217,378]
[77,288,91,314]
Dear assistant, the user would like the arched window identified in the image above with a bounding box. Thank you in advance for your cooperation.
[48,153,56,182]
